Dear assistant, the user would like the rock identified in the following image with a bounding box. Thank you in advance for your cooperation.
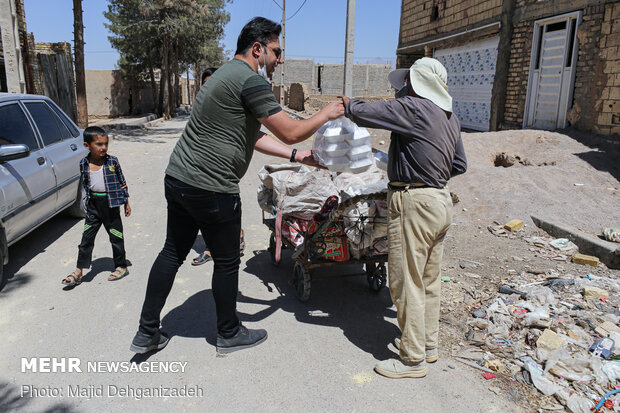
[464,272,481,278]
[572,253,599,267]
[537,329,566,350]
[459,263,466,269]
[594,321,620,337]
[485,359,505,372]
[288,83,308,111]
[583,286,608,300]
[472,309,487,319]
[504,219,524,231]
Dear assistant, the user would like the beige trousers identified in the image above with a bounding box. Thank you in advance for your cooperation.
[387,187,453,363]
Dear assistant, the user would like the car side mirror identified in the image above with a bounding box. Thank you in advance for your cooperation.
[0,144,30,162]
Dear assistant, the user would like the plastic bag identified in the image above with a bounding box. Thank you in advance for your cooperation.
[524,306,550,326]
[602,360,620,382]
[521,356,561,396]
[313,117,372,174]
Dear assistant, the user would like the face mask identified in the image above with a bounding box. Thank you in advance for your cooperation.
[257,46,270,81]
[395,81,409,98]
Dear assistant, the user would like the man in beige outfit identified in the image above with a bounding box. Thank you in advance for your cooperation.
[341,57,467,378]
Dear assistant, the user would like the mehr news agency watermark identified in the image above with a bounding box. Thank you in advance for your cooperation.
[19,357,204,400]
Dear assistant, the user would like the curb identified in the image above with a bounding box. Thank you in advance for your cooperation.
[531,215,620,269]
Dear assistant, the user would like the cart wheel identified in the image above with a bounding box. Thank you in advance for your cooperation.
[367,263,386,292]
[293,261,311,302]
[269,233,281,267]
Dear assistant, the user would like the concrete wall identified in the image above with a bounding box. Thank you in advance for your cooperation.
[273,59,392,97]
[85,70,195,117]
[86,70,154,117]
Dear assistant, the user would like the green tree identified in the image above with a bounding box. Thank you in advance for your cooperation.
[105,0,230,117]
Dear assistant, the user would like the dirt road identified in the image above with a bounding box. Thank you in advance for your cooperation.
[0,116,523,412]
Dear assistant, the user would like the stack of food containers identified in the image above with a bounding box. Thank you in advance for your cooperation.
[313,119,373,174]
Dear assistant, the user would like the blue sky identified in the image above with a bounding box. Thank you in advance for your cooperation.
[23,0,401,70]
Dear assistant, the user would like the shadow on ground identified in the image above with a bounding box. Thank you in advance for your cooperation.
[0,215,81,295]
[561,128,620,182]
[0,381,77,412]
[111,127,183,144]
[154,248,398,360]
[241,250,400,360]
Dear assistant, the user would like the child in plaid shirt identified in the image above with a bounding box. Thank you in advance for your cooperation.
[62,127,131,287]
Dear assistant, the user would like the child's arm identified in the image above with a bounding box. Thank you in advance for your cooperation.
[115,159,129,197]
[124,199,131,217]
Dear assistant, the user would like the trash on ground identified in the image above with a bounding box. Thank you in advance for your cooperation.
[504,219,524,231]
[572,253,599,267]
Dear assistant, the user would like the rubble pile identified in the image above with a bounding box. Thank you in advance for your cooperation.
[442,221,620,412]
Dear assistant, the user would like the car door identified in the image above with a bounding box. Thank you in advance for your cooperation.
[0,101,57,244]
[22,100,81,213]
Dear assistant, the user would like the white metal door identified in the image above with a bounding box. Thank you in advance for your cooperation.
[434,36,499,131]
[525,12,581,129]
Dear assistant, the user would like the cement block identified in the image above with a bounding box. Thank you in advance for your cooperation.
[583,286,608,300]
[572,253,600,267]
[531,215,620,269]
[537,329,566,350]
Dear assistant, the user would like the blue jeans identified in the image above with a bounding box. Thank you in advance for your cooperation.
[138,175,242,337]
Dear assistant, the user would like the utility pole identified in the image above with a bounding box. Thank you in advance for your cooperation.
[0,0,26,93]
[343,0,355,97]
[73,0,88,128]
[280,0,286,105]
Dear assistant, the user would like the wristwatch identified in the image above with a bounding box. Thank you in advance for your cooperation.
[290,148,297,163]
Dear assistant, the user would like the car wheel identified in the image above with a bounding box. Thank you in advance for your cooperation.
[65,180,85,219]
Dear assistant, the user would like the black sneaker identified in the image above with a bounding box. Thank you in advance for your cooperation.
[130,330,169,353]
[216,325,267,354]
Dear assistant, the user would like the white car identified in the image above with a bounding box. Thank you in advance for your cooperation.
[0,93,87,289]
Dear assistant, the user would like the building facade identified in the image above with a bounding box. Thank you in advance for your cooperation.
[397,0,619,137]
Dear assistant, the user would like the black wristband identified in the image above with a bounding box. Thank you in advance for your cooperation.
[290,148,297,162]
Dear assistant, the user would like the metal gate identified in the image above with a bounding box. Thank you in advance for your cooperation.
[524,12,581,130]
[434,36,499,131]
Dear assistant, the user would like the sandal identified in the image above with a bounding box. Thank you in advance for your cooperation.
[62,272,82,286]
[108,267,129,281]
[239,229,245,253]
[192,251,212,266]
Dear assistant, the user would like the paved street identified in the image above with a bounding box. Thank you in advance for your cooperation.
[0,117,521,412]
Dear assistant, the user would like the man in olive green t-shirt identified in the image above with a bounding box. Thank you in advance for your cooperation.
[131,17,344,355]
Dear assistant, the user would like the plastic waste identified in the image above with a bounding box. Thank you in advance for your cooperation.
[549,238,578,252]
[601,361,620,382]
[524,306,550,327]
[520,356,561,396]
[374,151,388,171]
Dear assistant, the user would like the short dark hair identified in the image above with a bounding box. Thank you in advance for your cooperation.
[235,17,281,55]
[201,67,218,84]
[83,126,108,144]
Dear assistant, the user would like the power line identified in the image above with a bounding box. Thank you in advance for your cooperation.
[287,0,307,21]
[271,0,282,10]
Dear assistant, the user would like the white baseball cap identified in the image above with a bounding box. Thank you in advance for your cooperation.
[388,57,452,112]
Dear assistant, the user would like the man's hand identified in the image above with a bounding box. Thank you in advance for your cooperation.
[339,95,351,106]
[321,100,346,121]
[124,200,132,217]
[295,149,326,169]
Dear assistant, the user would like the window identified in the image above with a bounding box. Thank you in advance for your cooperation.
[48,102,80,137]
[0,103,40,151]
[24,102,62,146]
[45,102,74,140]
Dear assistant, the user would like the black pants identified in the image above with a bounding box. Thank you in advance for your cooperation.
[77,193,127,269]
[138,175,242,338]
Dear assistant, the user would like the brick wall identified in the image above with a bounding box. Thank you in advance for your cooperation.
[399,0,502,49]
[503,1,620,136]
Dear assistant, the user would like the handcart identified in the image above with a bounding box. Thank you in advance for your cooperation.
[263,192,388,302]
